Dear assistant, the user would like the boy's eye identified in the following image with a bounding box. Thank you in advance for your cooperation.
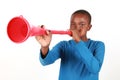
[71,23,75,26]
[79,23,85,28]
[80,23,85,27]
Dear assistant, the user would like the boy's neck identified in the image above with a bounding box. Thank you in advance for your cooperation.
[81,36,88,41]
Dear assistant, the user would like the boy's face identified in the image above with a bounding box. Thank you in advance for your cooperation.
[70,13,92,38]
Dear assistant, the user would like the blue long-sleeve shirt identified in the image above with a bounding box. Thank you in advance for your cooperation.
[39,39,105,80]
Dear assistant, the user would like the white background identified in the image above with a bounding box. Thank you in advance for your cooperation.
[0,0,120,80]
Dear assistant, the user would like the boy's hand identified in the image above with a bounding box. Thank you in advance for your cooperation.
[35,25,52,48]
[70,29,81,43]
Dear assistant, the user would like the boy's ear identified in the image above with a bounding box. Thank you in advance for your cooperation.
[87,24,92,31]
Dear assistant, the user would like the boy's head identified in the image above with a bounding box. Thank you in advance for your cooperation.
[70,9,92,40]
[71,9,91,24]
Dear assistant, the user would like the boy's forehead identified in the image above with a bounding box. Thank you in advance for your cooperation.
[71,14,89,20]
[71,14,90,23]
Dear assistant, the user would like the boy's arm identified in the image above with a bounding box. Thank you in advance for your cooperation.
[39,41,64,66]
[41,47,49,58]
[75,41,105,74]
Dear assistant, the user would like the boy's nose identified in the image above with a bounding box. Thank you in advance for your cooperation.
[76,25,82,30]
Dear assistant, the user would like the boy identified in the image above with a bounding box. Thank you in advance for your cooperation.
[35,9,105,80]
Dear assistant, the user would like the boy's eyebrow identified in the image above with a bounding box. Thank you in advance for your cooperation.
[79,22,86,24]
[70,22,86,24]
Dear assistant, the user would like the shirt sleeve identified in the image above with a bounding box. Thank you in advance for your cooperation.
[75,40,105,74]
[39,41,64,66]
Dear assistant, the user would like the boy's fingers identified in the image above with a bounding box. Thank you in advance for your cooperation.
[46,30,50,35]
[40,25,45,28]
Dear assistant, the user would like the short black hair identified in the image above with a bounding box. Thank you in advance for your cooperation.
[72,9,91,24]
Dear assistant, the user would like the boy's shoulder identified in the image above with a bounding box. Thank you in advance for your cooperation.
[58,39,105,46]
[90,39,104,44]
[89,39,105,47]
